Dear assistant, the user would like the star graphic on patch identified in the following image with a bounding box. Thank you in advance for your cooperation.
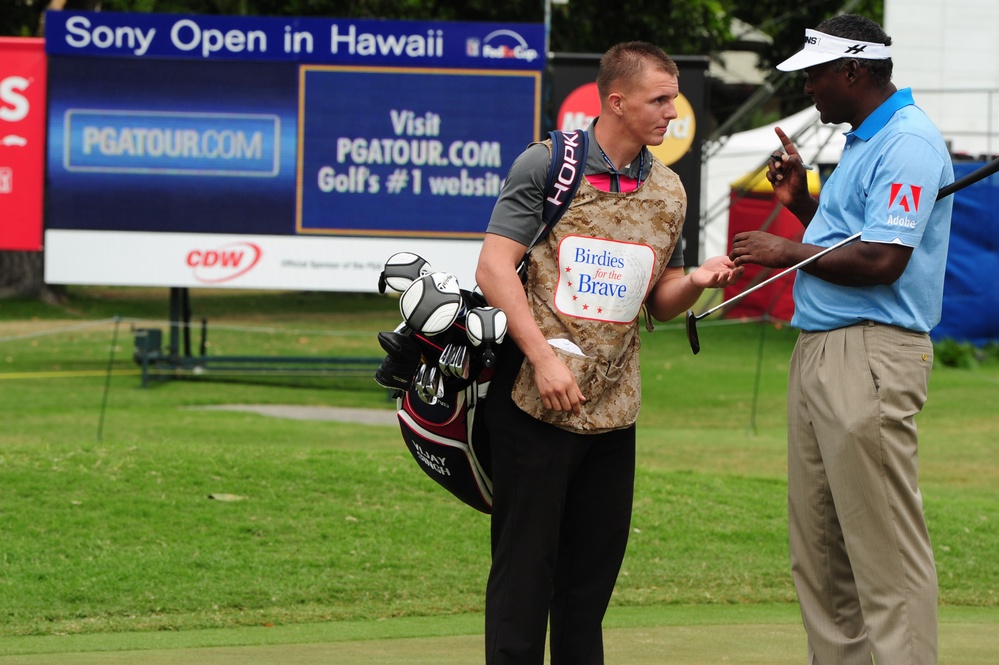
[582,304,589,310]
[564,266,572,273]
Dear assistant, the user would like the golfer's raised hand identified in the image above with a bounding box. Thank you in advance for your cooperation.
[766,127,810,208]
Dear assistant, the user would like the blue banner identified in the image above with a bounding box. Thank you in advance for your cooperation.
[46,57,300,235]
[297,66,539,237]
[44,10,545,70]
[45,11,543,240]
[931,161,999,345]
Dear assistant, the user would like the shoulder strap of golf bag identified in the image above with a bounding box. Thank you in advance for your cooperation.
[540,128,588,236]
[517,128,588,275]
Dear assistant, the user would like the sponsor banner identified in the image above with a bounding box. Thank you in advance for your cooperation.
[43,230,481,292]
[44,11,542,289]
[46,56,537,239]
[0,37,46,252]
[297,66,539,237]
[46,57,299,236]
[44,11,544,70]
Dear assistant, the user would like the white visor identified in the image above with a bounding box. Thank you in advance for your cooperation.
[777,28,892,72]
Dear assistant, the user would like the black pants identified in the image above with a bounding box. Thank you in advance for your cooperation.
[484,344,635,665]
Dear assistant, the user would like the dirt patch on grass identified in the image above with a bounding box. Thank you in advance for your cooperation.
[187,404,397,426]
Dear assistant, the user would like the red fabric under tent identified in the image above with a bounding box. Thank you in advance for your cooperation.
[723,167,822,322]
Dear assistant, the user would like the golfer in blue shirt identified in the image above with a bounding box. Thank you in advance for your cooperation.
[730,14,953,665]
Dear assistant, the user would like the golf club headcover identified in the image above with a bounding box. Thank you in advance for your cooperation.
[378,330,422,359]
[375,330,425,391]
[374,355,421,391]
[465,307,508,347]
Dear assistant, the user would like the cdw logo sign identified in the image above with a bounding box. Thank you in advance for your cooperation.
[186,242,262,284]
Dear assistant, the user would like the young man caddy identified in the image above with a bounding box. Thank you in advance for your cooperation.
[476,41,741,664]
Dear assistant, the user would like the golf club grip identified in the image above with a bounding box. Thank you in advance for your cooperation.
[937,156,999,200]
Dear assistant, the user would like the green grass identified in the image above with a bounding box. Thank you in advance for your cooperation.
[1,287,997,642]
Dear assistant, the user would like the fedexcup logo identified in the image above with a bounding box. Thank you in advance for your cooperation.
[186,241,262,284]
[472,29,539,62]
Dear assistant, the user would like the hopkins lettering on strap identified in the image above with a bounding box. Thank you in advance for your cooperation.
[517,128,589,279]
[374,127,588,513]
[543,129,588,231]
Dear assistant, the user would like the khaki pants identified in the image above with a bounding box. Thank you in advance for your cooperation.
[788,322,938,665]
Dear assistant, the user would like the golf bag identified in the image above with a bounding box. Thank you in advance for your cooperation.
[375,128,588,513]
[392,313,496,514]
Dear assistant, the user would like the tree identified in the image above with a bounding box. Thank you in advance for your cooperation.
[729,0,884,119]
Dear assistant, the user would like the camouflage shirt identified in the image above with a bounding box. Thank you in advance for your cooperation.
[511,136,686,433]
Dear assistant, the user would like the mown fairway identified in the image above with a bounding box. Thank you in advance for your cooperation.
[1,288,996,660]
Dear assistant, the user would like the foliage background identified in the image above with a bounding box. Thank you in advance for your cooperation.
[2,0,884,90]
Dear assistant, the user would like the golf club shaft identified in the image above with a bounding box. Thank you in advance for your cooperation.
[697,156,999,322]
[697,231,862,320]
[937,155,999,199]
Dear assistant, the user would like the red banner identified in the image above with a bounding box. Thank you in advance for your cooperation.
[0,37,46,252]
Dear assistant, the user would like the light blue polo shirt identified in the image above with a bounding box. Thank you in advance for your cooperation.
[792,88,955,332]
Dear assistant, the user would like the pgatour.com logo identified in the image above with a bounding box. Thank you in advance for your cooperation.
[185,241,262,284]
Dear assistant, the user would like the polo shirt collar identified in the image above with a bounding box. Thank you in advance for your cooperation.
[587,117,649,178]
[850,87,915,141]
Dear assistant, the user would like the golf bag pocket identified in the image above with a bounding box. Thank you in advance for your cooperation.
[397,371,493,514]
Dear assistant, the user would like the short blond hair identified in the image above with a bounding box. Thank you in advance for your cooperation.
[596,41,679,98]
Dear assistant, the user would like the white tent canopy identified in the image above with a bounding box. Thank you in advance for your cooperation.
[699,108,849,261]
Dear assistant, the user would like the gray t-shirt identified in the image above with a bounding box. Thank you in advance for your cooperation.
[485,123,684,268]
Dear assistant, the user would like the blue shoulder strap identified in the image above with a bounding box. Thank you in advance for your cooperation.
[516,128,588,279]
[536,128,588,246]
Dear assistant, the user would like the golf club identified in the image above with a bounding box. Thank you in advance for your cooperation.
[685,232,861,354]
[414,363,435,404]
[433,366,447,404]
[448,345,470,380]
[438,343,456,378]
[686,155,999,354]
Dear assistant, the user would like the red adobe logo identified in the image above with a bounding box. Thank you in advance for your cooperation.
[889,183,922,212]
[186,242,262,284]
